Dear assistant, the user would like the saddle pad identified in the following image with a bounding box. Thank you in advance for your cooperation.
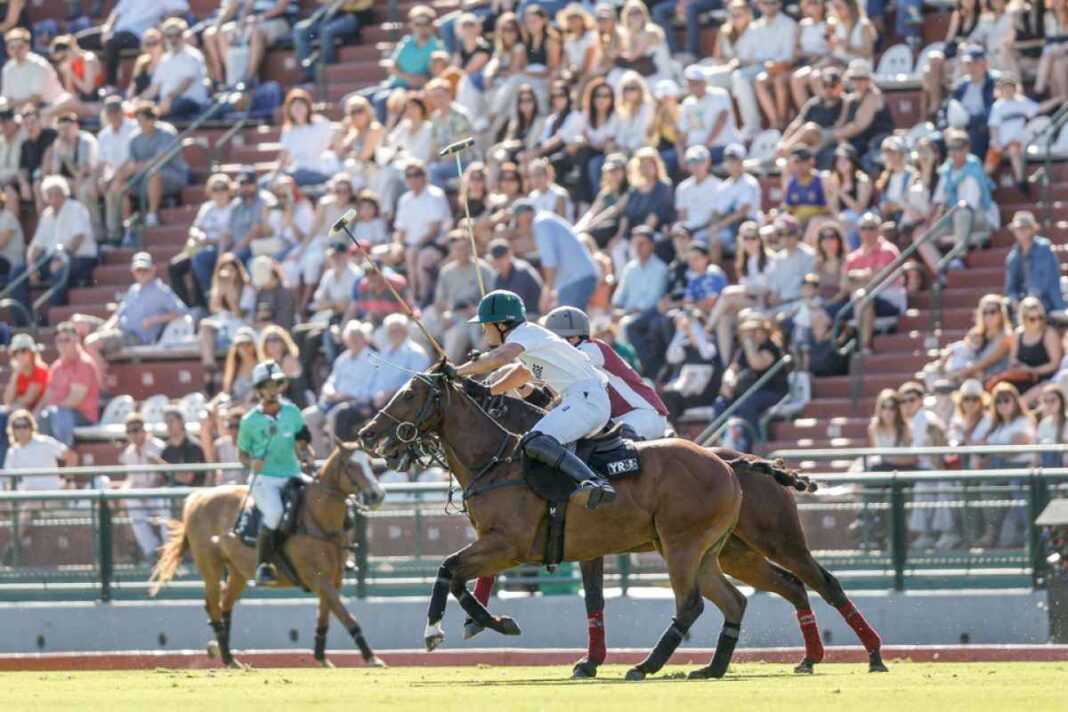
[236,477,307,546]
[521,439,643,504]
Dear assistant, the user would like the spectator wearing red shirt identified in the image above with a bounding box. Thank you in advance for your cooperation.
[36,322,100,446]
[843,212,906,349]
[0,332,50,464]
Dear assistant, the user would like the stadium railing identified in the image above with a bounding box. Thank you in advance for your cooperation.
[0,248,71,328]
[830,202,974,410]
[1026,102,1068,230]
[695,354,793,446]
[2,461,1067,601]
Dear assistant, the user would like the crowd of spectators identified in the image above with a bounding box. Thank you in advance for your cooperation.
[0,0,1065,547]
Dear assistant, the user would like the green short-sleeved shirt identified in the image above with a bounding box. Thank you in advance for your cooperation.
[236,400,305,479]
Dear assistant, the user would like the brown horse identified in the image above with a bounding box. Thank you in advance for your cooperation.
[359,366,747,681]
[149,442,387,668]
[471,390,888,676]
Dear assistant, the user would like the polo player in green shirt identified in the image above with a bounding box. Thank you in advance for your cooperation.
[237,360,314,586]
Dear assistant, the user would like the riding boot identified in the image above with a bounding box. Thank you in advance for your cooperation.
[254,527,278,586]
[522,433,616,510]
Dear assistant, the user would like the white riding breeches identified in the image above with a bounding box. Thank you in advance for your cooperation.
[251,475,290,529]
[617,408,670,441]
[532,379,611,445]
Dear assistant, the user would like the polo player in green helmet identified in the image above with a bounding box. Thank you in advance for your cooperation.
[452,289,616,509]
[237,359,314,585]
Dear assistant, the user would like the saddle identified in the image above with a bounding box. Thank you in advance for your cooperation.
[521,423,643,570]
[235,477,310,591]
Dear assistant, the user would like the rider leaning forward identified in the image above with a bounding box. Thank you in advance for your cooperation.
[237,359,315,585]
[449,290,616,510]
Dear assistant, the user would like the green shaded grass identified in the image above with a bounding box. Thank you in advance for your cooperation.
[2,662,1063,711]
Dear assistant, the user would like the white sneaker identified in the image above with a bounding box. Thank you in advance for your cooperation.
[145,213,161,228]
[934,532,962,550]
[911,534,935,550]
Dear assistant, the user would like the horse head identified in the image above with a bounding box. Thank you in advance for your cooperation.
[358,364,450,472]
[321,438,386,509]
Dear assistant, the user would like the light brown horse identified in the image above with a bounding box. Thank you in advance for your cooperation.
[358,366,747,681]
[149,442,387,667]
[474,390,888,676]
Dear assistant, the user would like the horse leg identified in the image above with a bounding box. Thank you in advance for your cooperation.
[217,567,246,666]
[720,536,823,674]
[760,531,887,672]
[309,574,384,666]
[571,557,606,679]
[313,595,332,667]
[689,548,748,680]
[625,545,706,682]
[463,576,496,640]
[426,535,522,652]
[197,549,235,667]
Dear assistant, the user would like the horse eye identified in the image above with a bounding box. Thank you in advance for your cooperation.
[404,391,414,400]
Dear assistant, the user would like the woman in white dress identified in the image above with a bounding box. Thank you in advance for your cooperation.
[979,382,1036,547]
[614,71,655,156]
[276,89,339,187]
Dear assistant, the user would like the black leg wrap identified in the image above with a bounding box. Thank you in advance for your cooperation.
[222,611,233,637]
[637,619,687,674]
[348,622,375,661]
[580,559,605,615]
[457,589,495,628]
[427,563,454,624]
[707,622,741,678]
[314,625,328,662]
[210,619,233,665]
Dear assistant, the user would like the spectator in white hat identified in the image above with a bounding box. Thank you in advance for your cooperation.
[709,143,762,257]
[674,144,721,252]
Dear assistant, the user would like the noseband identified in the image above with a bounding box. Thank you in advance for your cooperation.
[376,375,450,470]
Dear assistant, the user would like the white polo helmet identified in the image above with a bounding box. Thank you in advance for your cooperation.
[252,359,287,388]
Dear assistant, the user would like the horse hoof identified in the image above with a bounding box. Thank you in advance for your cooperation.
[497,616,522,636]
[425,634,444,652]
[365,655,387,668]
[869,650,889,673]
[463,619,485,640]
[318,658,335,669]
[571,658,599,679]
[206,640,220,659]
[794,658,816,674]
[624,667,646,682]
[689,664,726,680]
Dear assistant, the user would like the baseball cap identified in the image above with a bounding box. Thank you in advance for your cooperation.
[688,242,709,255]
[103,95,124,111]
[131,252,153,270]
[962,45,986,61]
[724,143,747,160]
[488,238,511,258]
[511,199,536,216]
[683,64,707,83]
[790,145,814,161]
[1010,211,1038,229]
[237,165,257,183]
[684,144,711,164]
[858,211,881,228]
[9,333,40,352]
[881,135,906,154]
[774,214,800,236]
[845,58,873,79]
[327,239,349,253]
[653,79,680,99]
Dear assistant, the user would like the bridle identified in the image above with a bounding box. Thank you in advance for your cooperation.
[373,373,524,513]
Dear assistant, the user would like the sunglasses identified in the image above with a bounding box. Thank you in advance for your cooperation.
[818,230,840,239]
[982,308,1000,315]
[741,234,759,241]
[1026,314,1045,323]
[12,422,31,430]
[623,85,641,92]
[1042,396,1061,404]
[859,224,879,231]
[5,41,25,49]
[518,96,535,103]
[901,395,921,404]
[501,174,520,181]
[404,171,425,179]
[501,25,519,32]
[879,402,898,411]
[594,92,612,98]
[961,395,980,403]
[126,425,144,434]
[143,40,160,47]
[996,396,1015,404]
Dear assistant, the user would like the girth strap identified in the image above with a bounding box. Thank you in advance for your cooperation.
[543,500,569,572]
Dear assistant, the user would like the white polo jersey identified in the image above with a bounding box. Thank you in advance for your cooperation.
[506,322,607,394]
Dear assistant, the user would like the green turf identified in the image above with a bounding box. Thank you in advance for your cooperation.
[2,663,1064,711]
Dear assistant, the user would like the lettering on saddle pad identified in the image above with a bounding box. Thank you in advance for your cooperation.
[521,436,642,503]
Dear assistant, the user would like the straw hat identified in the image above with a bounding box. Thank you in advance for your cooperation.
[557,2,595,31]
[737,311,770,333]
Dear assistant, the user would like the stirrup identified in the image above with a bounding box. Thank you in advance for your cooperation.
[254,562,278,586]
[576,480,616,510]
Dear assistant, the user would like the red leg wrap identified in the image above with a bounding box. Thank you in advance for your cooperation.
[473,576,494,607]
[836,601,881,652]
[587,611,606,664]
[796,608,825,662]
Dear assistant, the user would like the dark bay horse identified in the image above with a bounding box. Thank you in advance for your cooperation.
[149,442,387,668]
[359,367,747,681]
[471,390,888,676]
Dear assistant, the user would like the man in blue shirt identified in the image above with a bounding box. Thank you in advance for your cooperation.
[302,319,378,456]
[1005,211,1067,319]
[512,200,598,314]
[84,251,187,362]
[615,227,671,378]
[683,242,727,311]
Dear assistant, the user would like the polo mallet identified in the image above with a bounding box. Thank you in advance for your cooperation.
[438,136,485,297]
[329,209,449,360]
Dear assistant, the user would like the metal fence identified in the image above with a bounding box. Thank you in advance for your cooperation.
[1,465,1066,602]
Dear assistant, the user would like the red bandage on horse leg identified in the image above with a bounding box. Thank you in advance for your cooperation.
[587,611,606,664]
[836,601,881,653]
[473,576,495,607]
[796,608,825,663]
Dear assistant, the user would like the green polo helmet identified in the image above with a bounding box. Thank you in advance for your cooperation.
[469,290,527,325]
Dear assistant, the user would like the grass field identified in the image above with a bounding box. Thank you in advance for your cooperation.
[2,663,1064,711]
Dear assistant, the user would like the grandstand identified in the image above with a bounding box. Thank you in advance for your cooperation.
[0,0,1066,607]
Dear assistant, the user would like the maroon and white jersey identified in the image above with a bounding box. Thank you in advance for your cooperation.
[578,338,669,418]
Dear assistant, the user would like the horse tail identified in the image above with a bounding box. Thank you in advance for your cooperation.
[148,518,188,596]
[724,455,819,493]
